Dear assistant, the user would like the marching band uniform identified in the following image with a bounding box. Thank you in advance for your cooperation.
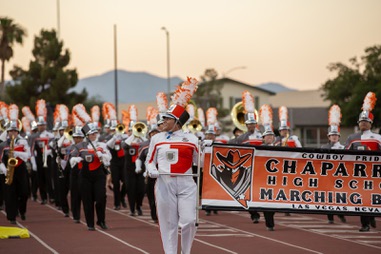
[27,122,39,201]
[274,106,302,148]
[123,128,147,216]
[321,105,346,224]
[30,115,55,204]
[0,108,31,224]
[146,78,199,254]
[70,122,111,230]
[345,92,379,232]
[106,120,128,210]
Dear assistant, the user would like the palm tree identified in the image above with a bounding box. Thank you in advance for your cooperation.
[0,17,27,98]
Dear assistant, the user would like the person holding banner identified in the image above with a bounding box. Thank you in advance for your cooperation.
[321,105,346,224]
[146,77,199,254]
[229,91,262,223]
[345,92,380,232]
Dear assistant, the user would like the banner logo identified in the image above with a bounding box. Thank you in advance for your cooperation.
[210,148,254,208]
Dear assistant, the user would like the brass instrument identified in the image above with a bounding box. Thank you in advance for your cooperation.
[231,101,259,132]
[5,135,18,185]
[64,126,74,142]
[231,102,247,132]
[132,122,147,138]
[116,123,126,134]
[281,133,290,146]
[187,119,203,134]
[54,138,65,178]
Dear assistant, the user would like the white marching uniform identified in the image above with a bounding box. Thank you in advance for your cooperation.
[146,129,199,254]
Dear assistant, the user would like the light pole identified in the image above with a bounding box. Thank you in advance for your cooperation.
[161,27,170,96]
[57,0,60,38]
[222,66,247,77]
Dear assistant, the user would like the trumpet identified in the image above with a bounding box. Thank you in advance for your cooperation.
[187,119,203,134]
[116,123,126,134]
[64,126,74,142]
[43,143,48,168]
[132,122,147,138]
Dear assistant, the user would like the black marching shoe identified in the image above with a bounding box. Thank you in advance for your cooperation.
[328,220,334,224]
[338,215,346,223]
[113,206,121,210]
[74,219,80,224]
[41,199,47,205]
[137,208,143,216]
[252,218,259,224]
[205,211,211,216]
[88,226,95,231]
[359,226,370,232]
[267,227,274,231]
[97,222,108,230]
[121,200,127,208]
[10,220,16,225]
[20,214,26,221]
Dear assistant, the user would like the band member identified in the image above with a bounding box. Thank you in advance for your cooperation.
[345,92,380,232]
[260,104,276,231]
[0,105,31,224]
[228,91,262,223]
[146,77,199,254]
[31,99,55,205]
[231,127,244,140]
[275,106,302,147]
[123,105,147,216]
[135,118,161,222]
[106,117,128,210]
[321,105,346,224]
[70,104,112,231]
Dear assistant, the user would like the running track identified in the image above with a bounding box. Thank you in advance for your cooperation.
[1,189,380,254]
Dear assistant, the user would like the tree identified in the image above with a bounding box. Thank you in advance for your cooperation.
[6,29,87,112]
[193,68,230,130]
[0,17,27,99]
[320,45,381,127]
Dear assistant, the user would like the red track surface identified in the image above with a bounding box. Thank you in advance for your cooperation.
[1,189,381,254]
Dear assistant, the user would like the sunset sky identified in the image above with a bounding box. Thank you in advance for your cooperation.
[1,0,381,90]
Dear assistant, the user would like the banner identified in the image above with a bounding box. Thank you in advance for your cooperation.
[201,144,381,216]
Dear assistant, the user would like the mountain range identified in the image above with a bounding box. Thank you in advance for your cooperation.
[70,70,294,103]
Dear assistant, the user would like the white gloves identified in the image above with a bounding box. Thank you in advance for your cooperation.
[31,157,37,171]
[135,159,143,174]
[0,163,7,175]
[70,157,83,168]
[96,151,104,160]
[148,168,159,178]
[13,151,29,162]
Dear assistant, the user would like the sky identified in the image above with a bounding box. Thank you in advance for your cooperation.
[1,0,381,91]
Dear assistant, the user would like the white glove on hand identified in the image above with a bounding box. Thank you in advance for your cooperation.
[56,156,61,164]
[70,157,83,168]
[31,157,37,171]
[135,159,143,174]
[96,151,103,160]
[0,163,7,175]
[45,149,52,157]
[143,171,147,178]
[148,168,159,178]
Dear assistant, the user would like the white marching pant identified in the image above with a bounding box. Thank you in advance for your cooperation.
[155,175,197,254]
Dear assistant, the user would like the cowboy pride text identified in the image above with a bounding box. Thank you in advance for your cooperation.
[253,149,381,214]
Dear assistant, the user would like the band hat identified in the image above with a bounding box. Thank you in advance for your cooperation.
[358,92,376,124]
[205,124,217,135]
[72,126,85,137]
[110,119,118,130]
[328,125,340,136]
[52,121,61,131]
[278,120,290,130]
[58,120,68,131]
[36,116,46,125]
[81,122,98,136]
[30,120,38,130]
[7,120,20,132]
[164,104,190,127]
[262,124,274,137]
[244,112,257,124]
[358,110,374,123]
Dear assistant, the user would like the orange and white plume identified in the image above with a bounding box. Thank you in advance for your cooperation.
[146,106,154,122]
[53,105,61,123]
[149,108,159,125]
[8,104,19,121]
[186,104,196,120]
[72,114,84,127]
[242,91,255,113]
[104,103,116,120]
[328,105,341,126]
[121,110,130,130]
[260,104,273,127]
[170,77,199,107]
[278,106,288,121]
[0,102,9,119]
[156,92,168,113]
[129,105,138,122]
[59,105,69,121]
[36,99,47,119]
[91,105,100,123]
[22,106,35,122]
[362,92,377,112]
[206,107,218,125]
[197,108,205,127]
[22,117,31,134]
[72,104,92,123]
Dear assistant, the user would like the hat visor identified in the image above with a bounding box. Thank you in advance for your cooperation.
[162,113,177,120]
